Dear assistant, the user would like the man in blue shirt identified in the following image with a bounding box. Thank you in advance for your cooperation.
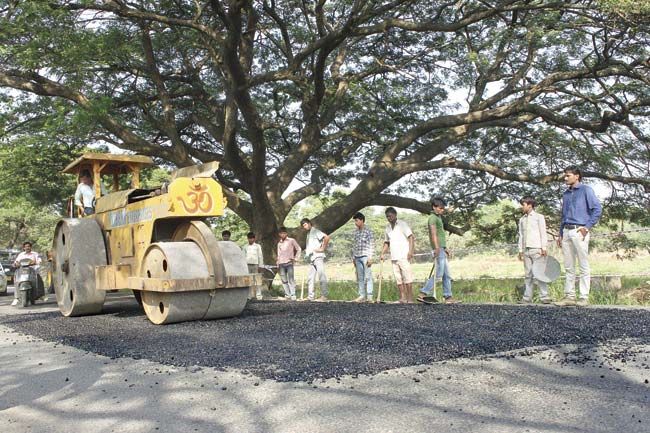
[555,166,602,307]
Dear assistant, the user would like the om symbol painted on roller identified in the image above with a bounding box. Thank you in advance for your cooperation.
[176,182,214,214]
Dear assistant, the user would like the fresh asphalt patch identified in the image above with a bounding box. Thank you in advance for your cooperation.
[1,298,649,382]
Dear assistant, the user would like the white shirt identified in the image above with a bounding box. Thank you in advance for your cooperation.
[74,183,95,208]
[243,242,263,266]
[14,251,42,269]
[384,220,413,260]
[305,227,327,260]
[518,210,548,252]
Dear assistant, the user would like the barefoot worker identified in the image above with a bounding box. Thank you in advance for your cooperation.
[380,207,415,304]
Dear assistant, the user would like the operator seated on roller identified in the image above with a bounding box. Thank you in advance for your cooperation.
[74,169,96,216]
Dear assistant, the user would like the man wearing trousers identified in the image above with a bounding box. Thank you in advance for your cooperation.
[243,232,264,300]
[276,227,301,300]
[417,198,457,304]
[517,196,551,303]
[555,166,602,307]
[351,212,374,302]
[301,218,330,301]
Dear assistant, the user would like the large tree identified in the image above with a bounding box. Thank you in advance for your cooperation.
[1,0,649,259]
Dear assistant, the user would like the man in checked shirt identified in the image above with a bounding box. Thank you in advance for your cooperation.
[351,212,375,302]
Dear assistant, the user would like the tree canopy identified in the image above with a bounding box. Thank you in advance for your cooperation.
[1,0,649,258]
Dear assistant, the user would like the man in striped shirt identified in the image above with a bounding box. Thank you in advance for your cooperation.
[351,212,375,302]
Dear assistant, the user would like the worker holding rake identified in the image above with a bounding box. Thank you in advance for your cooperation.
[417,198,458,304]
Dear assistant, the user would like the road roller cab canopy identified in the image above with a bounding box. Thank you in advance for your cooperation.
[62,153,155,200]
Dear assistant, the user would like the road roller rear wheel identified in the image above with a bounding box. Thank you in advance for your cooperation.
[53,219,107,316]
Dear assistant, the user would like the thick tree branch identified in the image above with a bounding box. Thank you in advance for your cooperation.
[0,70,192,166]
[282,182,325,213]
[61,1,224,41]
[140,25,189,161]
[401,157,650,192]
[371,194,470,236]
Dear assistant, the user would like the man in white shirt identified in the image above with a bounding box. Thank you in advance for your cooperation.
[380,207,415,303]
[301,218,330,301]
[74,169,95,216]
[243,232,264,300]
[517,196,550,304]
[11,241,42,306]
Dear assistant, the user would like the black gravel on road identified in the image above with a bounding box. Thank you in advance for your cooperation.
[2,299,649,382]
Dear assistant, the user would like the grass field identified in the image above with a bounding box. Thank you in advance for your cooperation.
[270,250,650,305]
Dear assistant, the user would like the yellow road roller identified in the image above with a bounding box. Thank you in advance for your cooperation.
[53,153,258,324]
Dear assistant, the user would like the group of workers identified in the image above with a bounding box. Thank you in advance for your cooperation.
[241,165,602,306]
[232,221,331,301]
[230,207,460,303]
[249,203,465,304]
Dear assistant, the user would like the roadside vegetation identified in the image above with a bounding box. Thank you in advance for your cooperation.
[268,250,650,306]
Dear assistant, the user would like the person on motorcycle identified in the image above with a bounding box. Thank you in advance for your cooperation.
[74,169,96,216]
[11,241,41,306]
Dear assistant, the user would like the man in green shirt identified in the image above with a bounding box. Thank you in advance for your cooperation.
[417,198,457,304]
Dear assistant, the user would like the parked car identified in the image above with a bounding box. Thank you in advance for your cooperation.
[0,262,7,295]
[0,249,20,287]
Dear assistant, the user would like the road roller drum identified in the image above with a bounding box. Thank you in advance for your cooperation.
[52,218,107,316]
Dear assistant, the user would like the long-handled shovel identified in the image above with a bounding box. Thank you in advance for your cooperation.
[417,260,438,304]
[353,262,360,302]
[432,260,438,302]
[376,258,385,303]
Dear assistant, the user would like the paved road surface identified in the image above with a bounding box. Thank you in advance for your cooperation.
[1,290,648,432]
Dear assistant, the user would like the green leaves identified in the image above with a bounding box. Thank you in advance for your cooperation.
[0,0,648,251]
[0,198,61,251]
[597,0,650,15]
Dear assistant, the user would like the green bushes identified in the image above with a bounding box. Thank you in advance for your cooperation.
[269,275,650,305]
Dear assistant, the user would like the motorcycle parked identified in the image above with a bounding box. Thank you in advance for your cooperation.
[14,258,44,307]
